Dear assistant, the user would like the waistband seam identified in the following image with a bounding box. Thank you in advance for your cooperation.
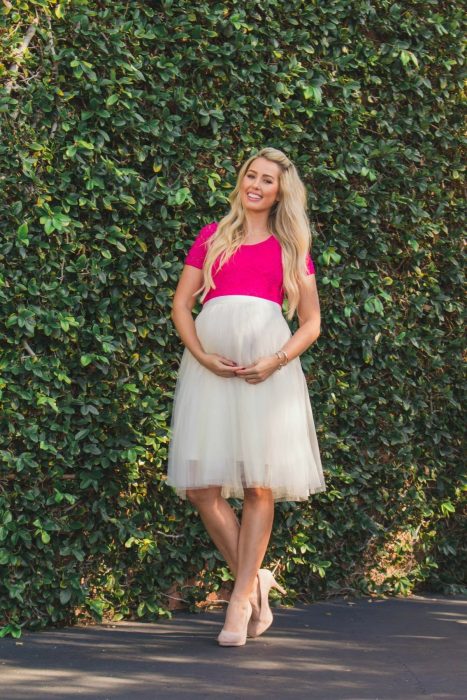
[203,294,282,308]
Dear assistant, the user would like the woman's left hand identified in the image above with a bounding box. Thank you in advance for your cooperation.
[233,355,281,383]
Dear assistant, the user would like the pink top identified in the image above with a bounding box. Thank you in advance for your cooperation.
[184,221,316,306]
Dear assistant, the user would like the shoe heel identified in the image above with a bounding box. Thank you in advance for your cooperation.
[247,570,285,639]
[271,578,286,596]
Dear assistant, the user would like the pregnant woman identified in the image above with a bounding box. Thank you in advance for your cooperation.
[167,146,326,646]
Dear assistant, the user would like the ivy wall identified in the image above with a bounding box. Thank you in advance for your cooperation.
[0,1,464,638]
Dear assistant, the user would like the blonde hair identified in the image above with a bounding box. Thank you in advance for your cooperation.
[194,147,315,320]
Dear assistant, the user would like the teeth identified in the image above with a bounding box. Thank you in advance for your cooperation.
[248,194,262,200]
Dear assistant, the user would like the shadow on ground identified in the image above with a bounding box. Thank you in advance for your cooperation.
[1,594,466,699]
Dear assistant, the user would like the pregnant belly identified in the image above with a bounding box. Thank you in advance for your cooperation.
[195,297,290,365]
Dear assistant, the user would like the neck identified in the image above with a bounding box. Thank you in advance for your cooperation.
[243,211,271,237]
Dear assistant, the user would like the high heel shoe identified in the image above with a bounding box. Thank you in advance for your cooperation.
[247,569,286,638]
[217,598,252,647]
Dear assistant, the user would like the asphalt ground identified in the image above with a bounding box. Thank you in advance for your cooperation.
[1,593,466,700]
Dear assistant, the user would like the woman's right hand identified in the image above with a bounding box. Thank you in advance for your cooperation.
[199,352,241,378]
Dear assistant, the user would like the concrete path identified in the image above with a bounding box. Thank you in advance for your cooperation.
[1,594,466,699]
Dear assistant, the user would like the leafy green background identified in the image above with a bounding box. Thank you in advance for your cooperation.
[0,1,465,638]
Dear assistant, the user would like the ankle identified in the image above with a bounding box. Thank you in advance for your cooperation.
[229,594,250,606]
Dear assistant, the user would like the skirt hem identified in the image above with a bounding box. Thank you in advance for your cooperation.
[166,480,327,503]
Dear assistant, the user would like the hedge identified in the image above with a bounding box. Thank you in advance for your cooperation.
[0,1,464,638]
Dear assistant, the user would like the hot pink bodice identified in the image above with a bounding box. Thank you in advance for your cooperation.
[184,221,316,306]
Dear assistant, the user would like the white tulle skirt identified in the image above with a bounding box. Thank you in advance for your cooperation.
[166,294,327,502]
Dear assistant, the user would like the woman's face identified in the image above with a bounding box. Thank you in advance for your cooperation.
[240,157,281,214]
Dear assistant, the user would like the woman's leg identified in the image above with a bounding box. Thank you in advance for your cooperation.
[186,486,267,616]
[221,487,275,634]
[186,487,240,573]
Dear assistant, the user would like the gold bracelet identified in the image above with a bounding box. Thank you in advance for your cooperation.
[274,350,289,369]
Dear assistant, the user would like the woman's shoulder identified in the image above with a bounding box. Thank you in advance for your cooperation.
[198,220,218,239]
[184,221,218,268]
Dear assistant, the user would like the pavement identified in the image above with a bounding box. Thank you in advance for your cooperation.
[0,593,466,700]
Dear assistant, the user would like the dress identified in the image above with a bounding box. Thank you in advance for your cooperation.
[166,221,327,502]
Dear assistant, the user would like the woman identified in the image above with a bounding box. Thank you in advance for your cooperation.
[167,147,327,646]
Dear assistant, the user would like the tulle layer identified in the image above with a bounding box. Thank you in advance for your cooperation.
[166,295,327,502]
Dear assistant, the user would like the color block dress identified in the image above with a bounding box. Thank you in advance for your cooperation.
[166,221,327,502]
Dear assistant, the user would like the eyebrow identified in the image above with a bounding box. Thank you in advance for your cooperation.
[247,169,276,179]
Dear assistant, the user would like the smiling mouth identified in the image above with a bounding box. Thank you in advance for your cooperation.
[247,193,262,200]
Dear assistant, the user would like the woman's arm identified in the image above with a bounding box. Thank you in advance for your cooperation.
[171,265,239,377]
[171,265,207,364]
[280,273,321,361]
[234,274,321,383]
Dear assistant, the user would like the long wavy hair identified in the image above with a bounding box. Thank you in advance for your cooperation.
[194,147,315,320]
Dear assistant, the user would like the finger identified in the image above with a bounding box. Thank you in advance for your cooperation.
[217,359,234,369]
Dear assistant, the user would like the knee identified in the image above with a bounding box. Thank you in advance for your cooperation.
[243,487,273,502]
[186,487,219,507]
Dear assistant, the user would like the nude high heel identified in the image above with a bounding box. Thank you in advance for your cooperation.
[247,569,286,638]
[217,599,253,647]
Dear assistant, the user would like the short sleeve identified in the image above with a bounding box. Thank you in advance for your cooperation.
[184,221,218,269]
[305,252,316,275]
